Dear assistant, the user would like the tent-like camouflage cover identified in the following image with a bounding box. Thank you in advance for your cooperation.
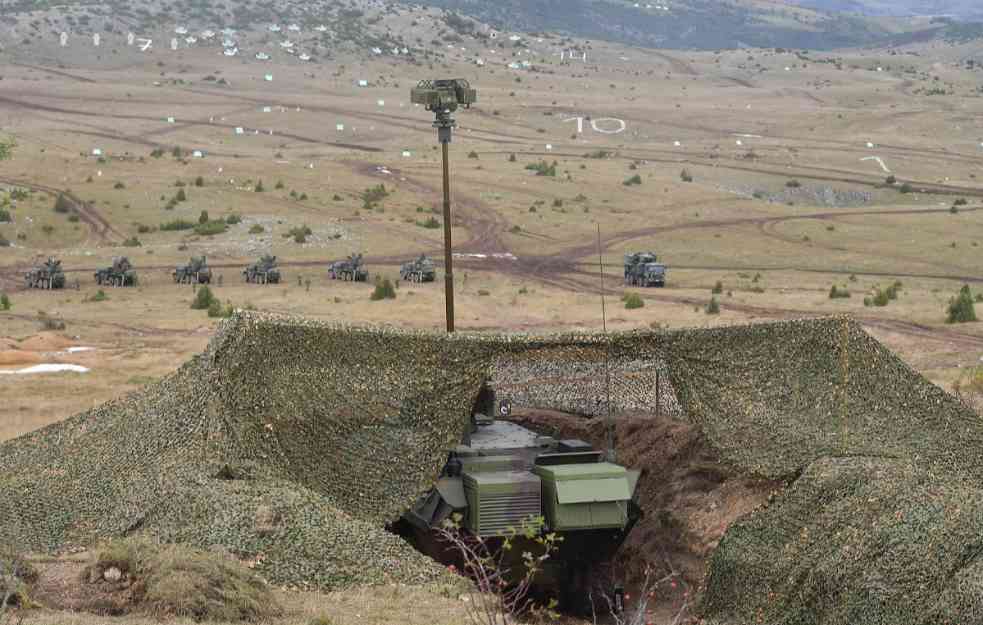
[1,312,982,622]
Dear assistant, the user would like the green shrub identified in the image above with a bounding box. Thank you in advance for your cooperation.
[191,286,216,310]
[899,183,913,194]
[885,174,896,185]
[946,285,977,324]
[680,169,694,183]
[417,216,440,229]
[68,213,80,223]
[198,210,210,224]
[623,174,642,186]
[83,538,280,622]
[275,180,285,190]
[525,160,557,177]
[248,224,264,234]
[872,288,890,307]
[53,193,73,213]
[786,179,802,188]
[255,181,265,192]
[712,280,724,295]
[86,289,109,303]
[0,293,10,310]
[467,151,479,159]
[122,236,141,247]
[114,181,126,189]
[226,214,242,225]
[137,224,152,234]
[477,289,491,296]
[195,221,228,236]
[175,188,187,202]
[160,219,194,231]
[308,616,334,625]
[829,285,851,299]
[624,293,644,309]
[508,153,517,162]
[0,234,11,247]
[954,198,968,206]
[0,208,11,223]
[207,299,233,318]
[194,176,204,187]
[370,278,397,301]
[361,184,389,209]
[706,297,720,314]
[151,148,165,158]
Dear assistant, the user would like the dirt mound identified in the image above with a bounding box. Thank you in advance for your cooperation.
[511,409,779,592]
[0,349,42,367]
[17,333,75,352]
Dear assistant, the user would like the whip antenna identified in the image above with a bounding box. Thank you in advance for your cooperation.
[597,224,615,462]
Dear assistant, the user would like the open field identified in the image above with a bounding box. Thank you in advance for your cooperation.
[2,12,983,623]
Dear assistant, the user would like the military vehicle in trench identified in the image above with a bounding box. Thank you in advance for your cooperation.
[624,252,666,287]
[173,256,212,284]
[25,258,66,289]
[328,253,369,282]
[399,388,640,606]
[243,255,281,284]
[94,257,137,287]
[399,255,436,283]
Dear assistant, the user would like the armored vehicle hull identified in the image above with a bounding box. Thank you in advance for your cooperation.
[95,257,137,287]
[624,252,666,287]
[173,256,212,284]
[25,258,66,289]
[398,393,640,609]
[243,255,280,284]
[399,255,436,283]
[329,254,368,282]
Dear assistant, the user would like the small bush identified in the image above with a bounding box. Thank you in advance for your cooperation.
[160,219,194,231]
[0,208,11,223]
[954,198,968,206]
[195,221,228,236]
[198,210,210,224]
[137,224,152,234]
[122,236,142,247]
[114,181,126,189]
[370,277,397,301]
[711,280,724,294]
[83,538,280,622]
[207,298,233,318]
[225,214,242,225]
[885,174,896,185]
[624,293,644,309]
[508,153,517,162]
[191,286,216,310]
[54,193,73,213]
[829,285,851,299]
[37,311,66,331]
[255,181,265,192]
[899,183,913,194]
[872,288,890,307]
[68,213,80,223]
[275,180,285,190]
[706,297,720,314]
[525,160,557,177]
[417,216,440,229]
[477,289,491,296]
[947,285,977,324]
[680,169,694,183]
[467,151,479,159]
[623,174,642,186]
[786,179,802,188]
[175,188,187,202]
[248,224,264,234]
[0,293,10,310]
[194,176,204,187]
[151,148,165,158]
[86,289,109,303]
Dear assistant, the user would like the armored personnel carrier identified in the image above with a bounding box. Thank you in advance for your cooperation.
[25,258,66,289]
[173,256,212,284]
[328,253,368,282]
[399,388,640,606]
[399,255,436,283]
[624,252,666,287]
[94,257,137,287]
[243,255,280,284]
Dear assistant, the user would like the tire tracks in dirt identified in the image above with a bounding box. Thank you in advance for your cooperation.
[0,176,120,241]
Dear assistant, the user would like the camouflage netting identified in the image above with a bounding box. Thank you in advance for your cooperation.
[1,312,982,619]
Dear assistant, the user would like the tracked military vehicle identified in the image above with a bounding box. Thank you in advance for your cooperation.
[329,253,368,282]
[624,252,666,287]
[94,257,137,287]
[25,258,66,289]
[243,255,280,284]
[399,255,436,283]
[173,256,212,284]
[399,388,640,606]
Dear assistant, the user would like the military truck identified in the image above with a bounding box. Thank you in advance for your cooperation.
[399,388,640,606]
[624,252,666,287]
[25,258,66,289]
[94,257,137,287]
[399,255,436,283]
[328,253,368,282]
[173,256,212,284]
[243,255,280,284]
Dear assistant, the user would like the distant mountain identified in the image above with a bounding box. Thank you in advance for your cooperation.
[790,1,983,20]
[406,0,982,50]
